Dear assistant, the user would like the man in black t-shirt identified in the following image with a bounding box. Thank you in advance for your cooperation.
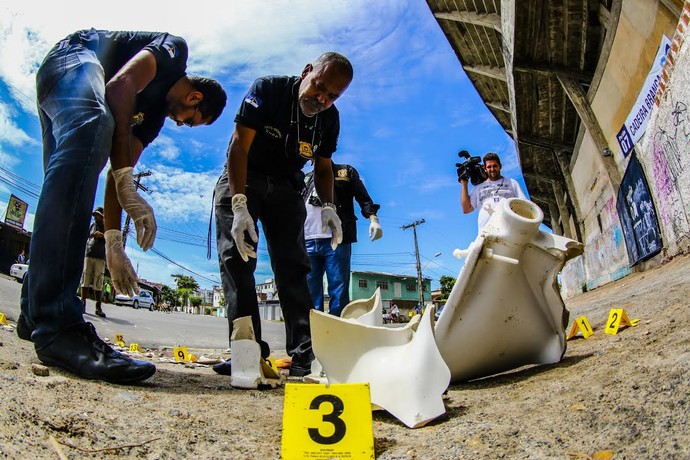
[214,52,353,378]
[18,29,227,384]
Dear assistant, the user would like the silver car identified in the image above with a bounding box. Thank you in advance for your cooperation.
[114,290,155,311]
[9,263,28,283]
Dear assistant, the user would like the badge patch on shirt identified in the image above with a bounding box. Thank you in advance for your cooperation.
[245,93,262,108]
[162,42,177,59]
[264,126,281,138]
[298,141,314,159]
[131,112,144,126]
[335,168,350,181]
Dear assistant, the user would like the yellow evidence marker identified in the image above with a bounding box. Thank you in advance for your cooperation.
[115,334,126,347]
[173,346,190,362]
[567,315,594,340]
[281,382,374,460]
[0,312,7,325]
[128,343,142,353]
[604,308,640,335]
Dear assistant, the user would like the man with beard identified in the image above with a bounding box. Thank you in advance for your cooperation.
[213,52,353,378]
[18,29,227,384]
[460,152,527,229]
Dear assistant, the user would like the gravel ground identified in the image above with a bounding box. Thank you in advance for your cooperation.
[0,254,689,459]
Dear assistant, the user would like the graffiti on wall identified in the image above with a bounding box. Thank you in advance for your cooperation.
[582,195,628,286]
[650,96,690,249]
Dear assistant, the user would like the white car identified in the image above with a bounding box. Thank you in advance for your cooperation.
[114,290,155,311]
[10,263,28,283]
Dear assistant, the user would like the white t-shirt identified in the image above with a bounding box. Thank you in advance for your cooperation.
[304,189,331,240]
[469,177,526,228]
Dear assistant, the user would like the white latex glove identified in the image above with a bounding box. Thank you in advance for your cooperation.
[321,203,343,250]
[369,215,383,241]
[112,167,157,251]
[104,229,139,298]
[230,194,258,262]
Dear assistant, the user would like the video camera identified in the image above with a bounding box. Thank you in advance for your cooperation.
[455,150,487,186]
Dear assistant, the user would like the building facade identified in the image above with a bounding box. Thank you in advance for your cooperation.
[350,270,432,316]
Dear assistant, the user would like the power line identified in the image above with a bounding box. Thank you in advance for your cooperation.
[149,247,220,284]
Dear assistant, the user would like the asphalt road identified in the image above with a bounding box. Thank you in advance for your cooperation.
[0,273,287,353]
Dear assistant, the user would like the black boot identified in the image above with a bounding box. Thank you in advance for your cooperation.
[16,312,33,341]
[212,360,232,375]
[36,322,155,383]
[95,302,106,318]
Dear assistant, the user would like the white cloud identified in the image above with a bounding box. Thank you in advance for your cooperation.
[141,164,220,223]
[0,101,34,147]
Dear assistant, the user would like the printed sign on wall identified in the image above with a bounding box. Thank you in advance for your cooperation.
[4,194,28,229]
[616,35,672,157]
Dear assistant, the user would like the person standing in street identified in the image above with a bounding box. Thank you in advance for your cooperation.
[80,207,107,318]
[17,28,227,384]
[303,162,382,316]
[460,152,527,230]
[213,52,353,378]
[16,249,27,264]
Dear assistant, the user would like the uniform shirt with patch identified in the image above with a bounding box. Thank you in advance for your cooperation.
[469,177,526,228]
[303,164,380,244]
[67,29,188,148]
[235,75,340,179]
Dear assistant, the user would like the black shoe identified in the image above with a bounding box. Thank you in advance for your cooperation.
[16,312,33,342]
[289,363,312,377]
[36,322,156,384]
[212,360,232,376]
[95,309,106,318]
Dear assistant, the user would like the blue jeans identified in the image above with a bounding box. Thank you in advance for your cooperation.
[306,239,351,316]
[21,37,113,348]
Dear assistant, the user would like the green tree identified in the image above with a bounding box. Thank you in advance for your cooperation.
[190,296,203,308]
[172,274,200,291]
[171,275,199,308]
[439,275,457,301]
[160,285,177,307]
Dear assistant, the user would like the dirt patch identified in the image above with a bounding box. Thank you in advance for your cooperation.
[1,255,689,459]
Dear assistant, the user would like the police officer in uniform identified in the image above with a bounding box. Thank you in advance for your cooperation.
[303,163,382,316]
[213,52,353,377]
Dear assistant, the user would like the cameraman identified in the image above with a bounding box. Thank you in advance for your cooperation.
[460,152,526,229]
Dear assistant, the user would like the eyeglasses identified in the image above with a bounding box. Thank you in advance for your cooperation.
[182,105,200,127]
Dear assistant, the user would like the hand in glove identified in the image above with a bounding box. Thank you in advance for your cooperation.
[321,203,343,250]
[104,229,139,298]
[230,194,258,262]
[369,215,383,241]
[112,167,157,251]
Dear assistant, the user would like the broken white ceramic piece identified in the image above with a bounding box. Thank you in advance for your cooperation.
[435,198,584,383]
[310,306,449,428]
[230,316,284,389]
[340,287,384,326]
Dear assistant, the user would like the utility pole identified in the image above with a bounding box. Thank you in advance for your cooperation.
[401,219,425,309]
[122,170,152,249]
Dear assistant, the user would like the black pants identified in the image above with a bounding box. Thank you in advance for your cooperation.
[214,167,314,367]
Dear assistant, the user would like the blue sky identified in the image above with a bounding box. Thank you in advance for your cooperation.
[0,0,527,292]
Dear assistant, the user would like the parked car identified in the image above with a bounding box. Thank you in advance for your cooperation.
[114,290,155,311]
[9,263,28,283]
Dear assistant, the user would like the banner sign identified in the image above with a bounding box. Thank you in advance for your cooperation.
[4,194,28,229]
[616,151,662,266]
[616,35,671,157]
